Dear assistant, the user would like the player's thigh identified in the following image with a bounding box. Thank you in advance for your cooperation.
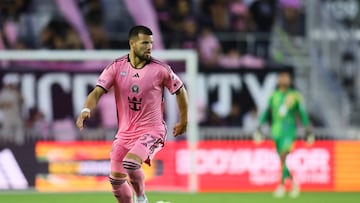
[110,139,130,175]
[128,133,164,163]
[274,135,295,154]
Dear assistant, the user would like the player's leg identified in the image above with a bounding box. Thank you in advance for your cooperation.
[279,141,293,185]
[280,137,299,198]
[110,141,133,203]
[124,134,164,203]
[123,152,146,203]
[280,151,291,182]
[275,136,299,198]
[273,137,286,197]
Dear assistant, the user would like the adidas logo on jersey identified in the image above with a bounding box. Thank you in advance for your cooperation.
[133,73,140,78]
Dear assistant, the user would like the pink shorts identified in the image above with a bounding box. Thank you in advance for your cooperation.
[110,133,165,174]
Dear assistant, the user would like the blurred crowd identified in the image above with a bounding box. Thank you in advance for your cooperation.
[0,0,309,144]
[0,0,306,69]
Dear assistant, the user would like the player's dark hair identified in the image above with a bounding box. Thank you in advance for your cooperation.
[276,71,296,89]
[279,71,291,77]
[128,25,153,40]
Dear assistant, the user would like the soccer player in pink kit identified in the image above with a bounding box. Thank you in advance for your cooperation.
[76,25,188,203]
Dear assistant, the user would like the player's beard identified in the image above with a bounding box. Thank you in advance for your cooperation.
[134,49,150,61]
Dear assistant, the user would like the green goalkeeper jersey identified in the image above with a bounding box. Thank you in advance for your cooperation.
[259,88,310,139]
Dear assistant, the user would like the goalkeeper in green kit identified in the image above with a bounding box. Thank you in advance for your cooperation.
[254,72,314,198]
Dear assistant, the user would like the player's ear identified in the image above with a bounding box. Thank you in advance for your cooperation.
[129,37,137,48]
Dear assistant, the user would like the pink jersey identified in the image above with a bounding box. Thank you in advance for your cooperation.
[96,55,183,145]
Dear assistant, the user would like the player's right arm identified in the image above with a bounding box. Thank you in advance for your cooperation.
[258,93,273,127]
[76,86,106,130]
[76,60,116,130]
[253,94,273,142]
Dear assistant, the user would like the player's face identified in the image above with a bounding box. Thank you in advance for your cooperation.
[278,73,291,88]
[132,34,153,61]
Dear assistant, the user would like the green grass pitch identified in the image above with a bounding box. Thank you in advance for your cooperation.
[0,191,359,203]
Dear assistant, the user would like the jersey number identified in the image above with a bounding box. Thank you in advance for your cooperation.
[140,134,164,154]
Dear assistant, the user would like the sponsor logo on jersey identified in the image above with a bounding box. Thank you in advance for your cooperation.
[128,96,142,111]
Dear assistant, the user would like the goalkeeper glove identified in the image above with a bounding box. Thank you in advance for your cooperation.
[305,128,315,145]
[253,126,264,144]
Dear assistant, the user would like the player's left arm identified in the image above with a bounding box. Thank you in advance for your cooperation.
[296,92,310,127]
[173,86,188,137]
[296,92,314,144]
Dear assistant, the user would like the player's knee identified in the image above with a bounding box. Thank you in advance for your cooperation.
[109,172,127,189]
[280,152,289,162]
[109,175,132,202]
[122,156,142,171]
[109,177,126,190]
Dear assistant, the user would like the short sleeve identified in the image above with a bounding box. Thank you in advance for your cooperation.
[163,67,183,94]
[96,62,117,91]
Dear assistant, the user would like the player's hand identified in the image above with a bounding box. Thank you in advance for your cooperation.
[173,121,187,137]
[76,111,91,130]
[305,128,315,145]
[253,127,264,144]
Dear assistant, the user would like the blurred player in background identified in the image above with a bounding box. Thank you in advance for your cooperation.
[76,25,188,203]
[254,71,314,198]
[0,74,25,145]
